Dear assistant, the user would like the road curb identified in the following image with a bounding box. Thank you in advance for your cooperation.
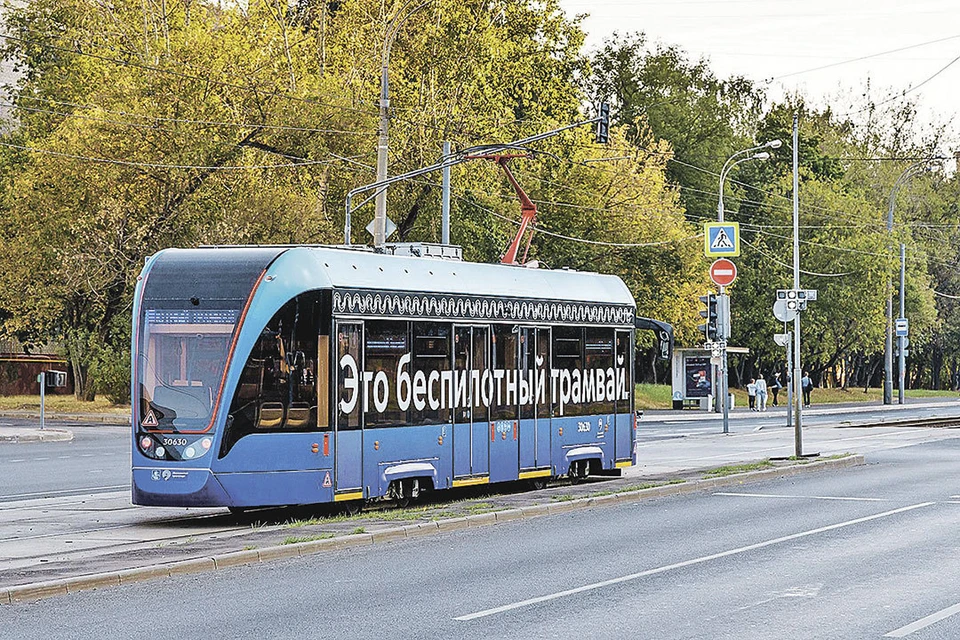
[0,453,865,605]
[0,429,73,443]
[0,411,129,426]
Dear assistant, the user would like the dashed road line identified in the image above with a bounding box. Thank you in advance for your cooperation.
[454,502,934,621]
[885,601,960,637]
[714,492,887,502]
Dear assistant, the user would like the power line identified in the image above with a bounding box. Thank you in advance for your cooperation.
[0,139,365,170]
[452,191,700,249]
[6,97,373,136]
[766,33,960,83]
[742,237,854,277]
[834,52,960,118]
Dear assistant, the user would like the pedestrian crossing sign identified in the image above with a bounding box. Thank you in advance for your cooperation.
[704,222,740,257]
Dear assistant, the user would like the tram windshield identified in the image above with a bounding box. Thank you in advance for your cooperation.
[138,308,239,433]
[134,247,285,436]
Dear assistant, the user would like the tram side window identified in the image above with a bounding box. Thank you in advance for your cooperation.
[491,325,518,421]
[553,326,584,417]
[223,292,323,455]
[364,320,409,428]
[584,328,615,416]
[411,322,451,426]
[337,323,362,430]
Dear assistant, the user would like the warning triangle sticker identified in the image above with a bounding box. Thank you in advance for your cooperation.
[322,471,332,488]
[710,229,734,250]
[141,410,159,428]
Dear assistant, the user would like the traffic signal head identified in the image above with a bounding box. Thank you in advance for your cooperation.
[596,102,610,144]
[697,293,718,342]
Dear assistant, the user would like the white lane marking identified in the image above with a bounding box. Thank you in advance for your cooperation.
[33,457,49,461]
[8,459,25,463]
[88,469,104,474]
[715,492,887,502]
[57,455,71,459]
[454,502,935,622]
[950,495,960,499]
[885,601,960,637]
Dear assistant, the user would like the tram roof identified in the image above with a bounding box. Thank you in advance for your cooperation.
[169,244,635,307]
[289,245,635,307]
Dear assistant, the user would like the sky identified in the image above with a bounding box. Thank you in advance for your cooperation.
[559,0,960,144]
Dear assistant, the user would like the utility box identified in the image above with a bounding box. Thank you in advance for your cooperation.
[44,370,68,388]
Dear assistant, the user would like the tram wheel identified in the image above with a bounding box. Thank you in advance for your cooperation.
[342,500,364,516]
[529,478,549,491]
[392,478,421,508]
[568,461,588,485]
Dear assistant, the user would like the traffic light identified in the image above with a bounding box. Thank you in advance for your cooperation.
[596,102,610,144]
[698,293,718,342]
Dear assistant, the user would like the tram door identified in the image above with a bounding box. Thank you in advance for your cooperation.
[489,325,520,483]
[614,329,633,462]
[452,325,489,479]
[334,321,364,496]
[519,327,551,474]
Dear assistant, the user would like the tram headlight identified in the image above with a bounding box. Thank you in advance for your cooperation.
[155,446,166,458]
[200,438,212,451]
[184,446,196,459]
[140,437,153,450]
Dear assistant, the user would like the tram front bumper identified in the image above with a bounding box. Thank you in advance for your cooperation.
[132,467,230,507]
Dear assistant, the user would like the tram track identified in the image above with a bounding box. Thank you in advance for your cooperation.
[836,414,960,429]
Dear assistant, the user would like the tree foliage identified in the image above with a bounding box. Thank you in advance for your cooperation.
[0,0,696,397]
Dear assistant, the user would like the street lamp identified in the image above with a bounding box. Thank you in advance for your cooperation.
[884,160,934,404]
[717,139,782,222]
[373,0,432,248]
[715,139,781,434]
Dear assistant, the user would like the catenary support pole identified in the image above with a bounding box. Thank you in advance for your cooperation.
[898,242,906,404]
[792,113,803,458]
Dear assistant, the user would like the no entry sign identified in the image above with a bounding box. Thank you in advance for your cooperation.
[710,258,737,287]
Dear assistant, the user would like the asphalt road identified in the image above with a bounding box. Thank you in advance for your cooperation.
[1,434,959,639]
[0,399,957,499]
[0,423,128,501]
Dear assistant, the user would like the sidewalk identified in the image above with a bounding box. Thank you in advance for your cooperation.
[641,396,960,422]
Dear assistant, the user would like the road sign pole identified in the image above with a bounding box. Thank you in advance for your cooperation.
[720,287,729,435]
[38,372,45,430]
[784,331,793,430]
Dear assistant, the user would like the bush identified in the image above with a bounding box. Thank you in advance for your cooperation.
[91,344,131,405]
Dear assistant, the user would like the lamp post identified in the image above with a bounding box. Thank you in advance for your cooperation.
[716,139,781,434]
[884,161,932,404]
[717,140,782,223]
[373,0,431,248]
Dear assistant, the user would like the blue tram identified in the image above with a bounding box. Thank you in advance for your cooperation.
[131,245,639,509]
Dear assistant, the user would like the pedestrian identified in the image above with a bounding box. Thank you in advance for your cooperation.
[770,372,782,406]
[801,371,813,406]
[747,378,757,411]
[755,374,768,411]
